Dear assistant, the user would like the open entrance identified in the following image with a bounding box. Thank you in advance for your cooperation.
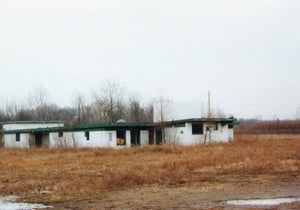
[130,129,140,146]
[33,132,49,148]
[117,130,126,146]
[155,129,163,145]
[148,129,154,145]
[36,133,42,147]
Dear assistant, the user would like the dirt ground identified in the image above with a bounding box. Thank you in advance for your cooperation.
[1,134,299,210]
[46,173,300,210]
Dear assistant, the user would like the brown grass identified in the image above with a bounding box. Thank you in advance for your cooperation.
[237,120,300,134]
[0,134,299,203]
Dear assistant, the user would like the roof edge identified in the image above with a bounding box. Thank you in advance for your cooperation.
[0,121,64,125]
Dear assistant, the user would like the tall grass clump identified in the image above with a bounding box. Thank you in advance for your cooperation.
[0,134,299,203]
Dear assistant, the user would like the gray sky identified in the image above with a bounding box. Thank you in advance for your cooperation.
[1,0,300,119]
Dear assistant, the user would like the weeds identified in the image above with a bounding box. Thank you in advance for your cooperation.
[0,134,299,203]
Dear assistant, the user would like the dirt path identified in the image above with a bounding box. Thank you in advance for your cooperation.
[49,174,300,210]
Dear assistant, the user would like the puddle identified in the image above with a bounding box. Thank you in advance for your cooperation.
[227,197,300,206]
[0,196,51,210]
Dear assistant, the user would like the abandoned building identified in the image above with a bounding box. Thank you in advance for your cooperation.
[0,102,237,148]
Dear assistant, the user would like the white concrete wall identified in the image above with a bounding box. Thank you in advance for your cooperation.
[49,130,132,148]
[140,130,149,146]
[164,123,205,145]
[41,134,50,146]
[125,130,131,148]
[164,126,181,144]
[209,123,230,142]
[164,122,231,145]
[228,128,234,141]
[164,123,200,145]
[3,122,64,131]
[3,122,63,148]
[4,133,51,148]
[4,133,30,148]
[28,134,35,147]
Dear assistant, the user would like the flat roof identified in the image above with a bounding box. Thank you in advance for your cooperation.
[1,121,154,134]
[0,118,238,134]
[0,121,63,125]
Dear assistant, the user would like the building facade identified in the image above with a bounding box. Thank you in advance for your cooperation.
[1,121,154,148]
[0,101,237,148]
[1,118,236,148]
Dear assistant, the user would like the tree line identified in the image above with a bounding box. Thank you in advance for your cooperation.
[0,81,153,125]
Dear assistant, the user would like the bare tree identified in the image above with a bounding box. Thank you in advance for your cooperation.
[55,107,76,125]
[4,99,21,121]
[92,80,127,122]
[15,109,33,121]
[27,85,50,120]
[128,95,144,122]
[144,103,153,122]
[73,92,87,124]
[154,97,170,144]
[210,107,226,118]
[28,85,48,108]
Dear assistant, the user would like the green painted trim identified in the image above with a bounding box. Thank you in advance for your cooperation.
[165,122,186,128]
[1,122,154,134]
[1,118,238,135]
[173,118,236,123]
[1,127,65,134]
[160,118,237,127]
[0,121,63,125]
[72,122,153,130]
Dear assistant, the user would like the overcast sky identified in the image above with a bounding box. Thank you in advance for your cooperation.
[1,0,300,120]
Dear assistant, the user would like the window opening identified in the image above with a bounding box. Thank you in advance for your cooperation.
[58,132,63,137]
[192,123,203,135]
[85,131,90,140]
[16,133,20,142]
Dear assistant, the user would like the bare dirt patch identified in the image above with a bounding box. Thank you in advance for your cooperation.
[0,134,299,209]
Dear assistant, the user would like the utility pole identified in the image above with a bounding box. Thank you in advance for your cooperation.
[207,90,211,119]
[160,96,166,144]
[204,90,212,144]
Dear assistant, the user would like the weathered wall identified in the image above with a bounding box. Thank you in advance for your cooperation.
[164,122,231,145]
[49,130,132,148]
[209,123,230,142]
[140,130,149,146]
[228,128,234,141]
[4,133,30,148]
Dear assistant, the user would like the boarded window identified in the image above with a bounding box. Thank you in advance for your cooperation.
[85,131,90,140]
[58,132,63,137]
[16,133,20,142]
[117,130,126,145]
[192,123,203,135]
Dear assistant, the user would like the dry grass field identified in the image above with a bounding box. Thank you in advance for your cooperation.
[0,134,299,209]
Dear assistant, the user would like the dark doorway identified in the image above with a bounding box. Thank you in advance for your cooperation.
[35,133,42,147]
[156,129,162,145]
[131,130,140,146]
[149,129,154,145]
[117,130,126,145]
